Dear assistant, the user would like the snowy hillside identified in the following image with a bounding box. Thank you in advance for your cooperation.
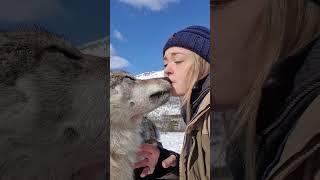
[135,71,181,121]
[135,70,165,79]
[146,96,181,120]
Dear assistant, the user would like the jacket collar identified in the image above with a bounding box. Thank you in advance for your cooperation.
[181,74,210,124]
[256,37,320,179]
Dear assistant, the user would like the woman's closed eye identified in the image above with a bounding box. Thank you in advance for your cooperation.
[163,61,183,68]
[174,60,184,64]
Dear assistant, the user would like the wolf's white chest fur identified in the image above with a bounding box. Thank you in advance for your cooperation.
[110,121,142,180]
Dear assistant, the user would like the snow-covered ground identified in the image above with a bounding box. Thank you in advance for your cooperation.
[159,132,184,153]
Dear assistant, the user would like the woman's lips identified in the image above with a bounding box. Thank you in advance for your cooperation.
[168,78,176,85]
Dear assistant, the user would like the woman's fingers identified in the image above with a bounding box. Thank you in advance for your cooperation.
[137,143,160,165]
[134,143,161,177]
[135,163,155,178]
[140,166,152,178]
[137,150,152,159]
[133,159,149,169]
[162,154,177,168]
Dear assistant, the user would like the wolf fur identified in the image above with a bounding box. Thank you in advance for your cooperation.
[140,116,160,143]
[110,72,171,180]
[0,28,108,180]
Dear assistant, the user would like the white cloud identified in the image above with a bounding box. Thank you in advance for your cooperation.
[0,0,64,22]
[118,0,180,11]
[113,30,126,41]
[110,43,130,69]
[111,56,130,69]
[110,44,116,56]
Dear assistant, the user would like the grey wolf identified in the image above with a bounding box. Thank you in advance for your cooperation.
[0,28,108,180]
[110,72,171,180]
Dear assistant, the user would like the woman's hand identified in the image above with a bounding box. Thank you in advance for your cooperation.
[162,154,177,168]
[134,143,178,177]
[134,143,160,177]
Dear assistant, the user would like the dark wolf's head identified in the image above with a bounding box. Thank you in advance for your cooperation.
[110,72,171,129]
[0,28,108,180]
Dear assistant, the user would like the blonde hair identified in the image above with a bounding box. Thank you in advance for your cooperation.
[181,52,210,122]
[227,1,320,180]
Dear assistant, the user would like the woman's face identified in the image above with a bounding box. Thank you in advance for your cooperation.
[164,47,194,96]
[212,0,264,109]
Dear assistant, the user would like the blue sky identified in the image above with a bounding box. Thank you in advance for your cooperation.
[110,0,210,75]
[0,0,108,46]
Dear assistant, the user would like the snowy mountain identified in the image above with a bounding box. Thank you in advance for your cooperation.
[135,71,181,121]
[135,70,165,79]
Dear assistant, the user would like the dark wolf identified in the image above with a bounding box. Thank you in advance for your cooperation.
[0,28,108,180]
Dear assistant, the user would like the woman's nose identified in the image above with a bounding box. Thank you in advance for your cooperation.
[164,64,173,75]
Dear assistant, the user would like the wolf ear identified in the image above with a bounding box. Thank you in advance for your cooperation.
[110,73,119,89]
[110,74,120,95]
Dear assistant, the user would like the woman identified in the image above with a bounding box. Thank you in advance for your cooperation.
[134,26,211,180]
[212,0,320,180]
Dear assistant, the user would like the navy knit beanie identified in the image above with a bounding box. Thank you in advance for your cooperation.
[163,25,210,63]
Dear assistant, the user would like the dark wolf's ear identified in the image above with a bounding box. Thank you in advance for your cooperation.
[0,30,83,86]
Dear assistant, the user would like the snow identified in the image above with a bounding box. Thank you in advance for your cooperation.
[146,96,181,121]
[159,132,184,153]
[135,70,165,79]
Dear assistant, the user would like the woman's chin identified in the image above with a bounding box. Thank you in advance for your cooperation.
[170,89,185,97]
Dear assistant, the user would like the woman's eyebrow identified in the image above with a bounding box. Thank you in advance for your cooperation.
[172,52,187,56]
[163,52,188,61]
